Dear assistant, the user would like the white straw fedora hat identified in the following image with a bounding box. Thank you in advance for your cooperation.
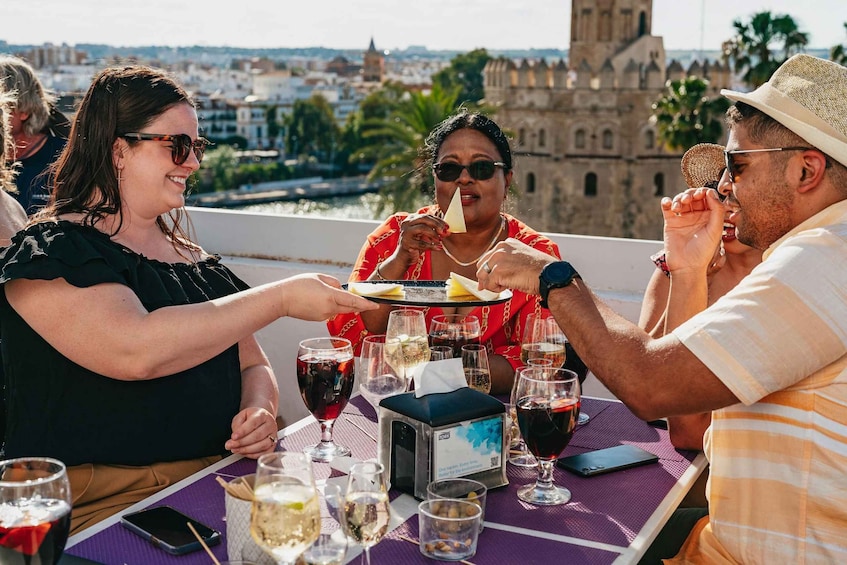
[721,54,847,168]
[681,143,725,188]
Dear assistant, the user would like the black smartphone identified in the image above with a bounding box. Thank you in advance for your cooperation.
[120,505,221,555]
[556,444,659,477]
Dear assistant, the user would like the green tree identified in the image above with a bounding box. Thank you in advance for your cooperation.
[362,83,460,213]
[196,145,237,193]
[285,95,340,160]
[722,11,809,87]
[432,48,491,106]
[651,76,731,152]
[831,23,847,65]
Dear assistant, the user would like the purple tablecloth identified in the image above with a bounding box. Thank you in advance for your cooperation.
[65,396,698,564]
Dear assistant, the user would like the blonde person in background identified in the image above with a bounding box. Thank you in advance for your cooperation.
[0,55,69,214]
[0,65,376,534]
[0,87,27,245]
[638,143,762,451]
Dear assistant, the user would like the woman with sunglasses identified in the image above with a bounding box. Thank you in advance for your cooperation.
[328,109,560,395]
[0,65,376,534]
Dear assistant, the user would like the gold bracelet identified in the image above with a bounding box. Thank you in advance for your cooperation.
[375,263,387,281]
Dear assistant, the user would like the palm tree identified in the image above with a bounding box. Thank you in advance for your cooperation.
[831,23,847,65]
[360,83,460,214]
[651,76,730,152]
[723,11,809,87]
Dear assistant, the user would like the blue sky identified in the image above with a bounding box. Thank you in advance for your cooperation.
[6,0,846,52]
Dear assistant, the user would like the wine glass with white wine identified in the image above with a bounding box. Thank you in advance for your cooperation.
[384,309,430,390]
[343,462,390,565]
[250,452,320,565]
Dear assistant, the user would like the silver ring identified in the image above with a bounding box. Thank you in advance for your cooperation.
[482,261,492,274]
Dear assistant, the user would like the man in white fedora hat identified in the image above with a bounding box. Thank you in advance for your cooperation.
[475,54,847,564]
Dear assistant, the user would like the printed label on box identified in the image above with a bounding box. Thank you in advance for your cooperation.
[433,415,503,480]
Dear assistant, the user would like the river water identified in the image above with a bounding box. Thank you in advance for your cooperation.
[233,193,383,220]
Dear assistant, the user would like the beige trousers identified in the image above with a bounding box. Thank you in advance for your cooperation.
[67,456,222,535]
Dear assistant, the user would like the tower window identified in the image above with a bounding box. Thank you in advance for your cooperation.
[538,129,546,148]
[585,172,597,197]
[575,128,586,149]
[645,130,655,149]
[654,173,665,196]
[602,129,613,149]
[519,128,526,147]
[526,173,536,194]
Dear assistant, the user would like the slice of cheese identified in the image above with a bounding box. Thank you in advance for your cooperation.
[443,189,467,233]
[348,282,406,298]
[446,272,501,302]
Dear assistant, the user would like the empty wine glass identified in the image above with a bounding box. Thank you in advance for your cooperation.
[343,462,390,565]
[428,314,481,359]
[298,533,347,565]
[297,337,355,462]
[250,452,320,565]
[461,344,491,394]
[515,367,581,506]
[0,457,72,565]
[359,335,406,409]
[384,309,430,390]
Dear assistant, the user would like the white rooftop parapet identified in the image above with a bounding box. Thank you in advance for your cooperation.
[186,207,663,425]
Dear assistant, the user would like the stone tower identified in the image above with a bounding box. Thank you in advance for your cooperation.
[362,38,384,83]
[483,0,721,240]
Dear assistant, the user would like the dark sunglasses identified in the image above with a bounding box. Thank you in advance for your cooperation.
[722,146,812,183]
[704,169,727,201]
[121,132,212,165]
[432,160,507,182]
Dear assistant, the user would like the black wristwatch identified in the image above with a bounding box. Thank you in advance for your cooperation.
[539,261,581,308]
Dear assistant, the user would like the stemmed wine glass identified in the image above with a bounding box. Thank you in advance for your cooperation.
[359,335,406,409]
[508,358,552,468]
[299,483,348,565]
[515,367,581,505]
[343,462,390,565]
[428,314,481,360]
[461,344,491,394]
[250,452,320,565]
[521,313,566,367]
[0,457,72,565]
[522,314,590,424]
[297,337,355,462]
[384,309,430,390]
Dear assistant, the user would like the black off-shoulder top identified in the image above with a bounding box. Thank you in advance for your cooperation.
[0,221,250,466]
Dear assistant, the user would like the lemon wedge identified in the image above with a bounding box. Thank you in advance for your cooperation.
[348,282,406,298]
[446,272,501,301]
[443,188,467,233]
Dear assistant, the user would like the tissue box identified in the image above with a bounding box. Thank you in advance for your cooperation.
[377,388,508,499]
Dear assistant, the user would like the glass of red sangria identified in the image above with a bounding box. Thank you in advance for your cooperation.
[297,337,355,462]
[428,314,480,360]
[0,457,72,565]
[515,367,581,505]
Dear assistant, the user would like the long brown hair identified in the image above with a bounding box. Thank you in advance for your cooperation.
[40,65,199,250]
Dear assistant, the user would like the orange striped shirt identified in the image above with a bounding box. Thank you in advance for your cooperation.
[671,200,847,563]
